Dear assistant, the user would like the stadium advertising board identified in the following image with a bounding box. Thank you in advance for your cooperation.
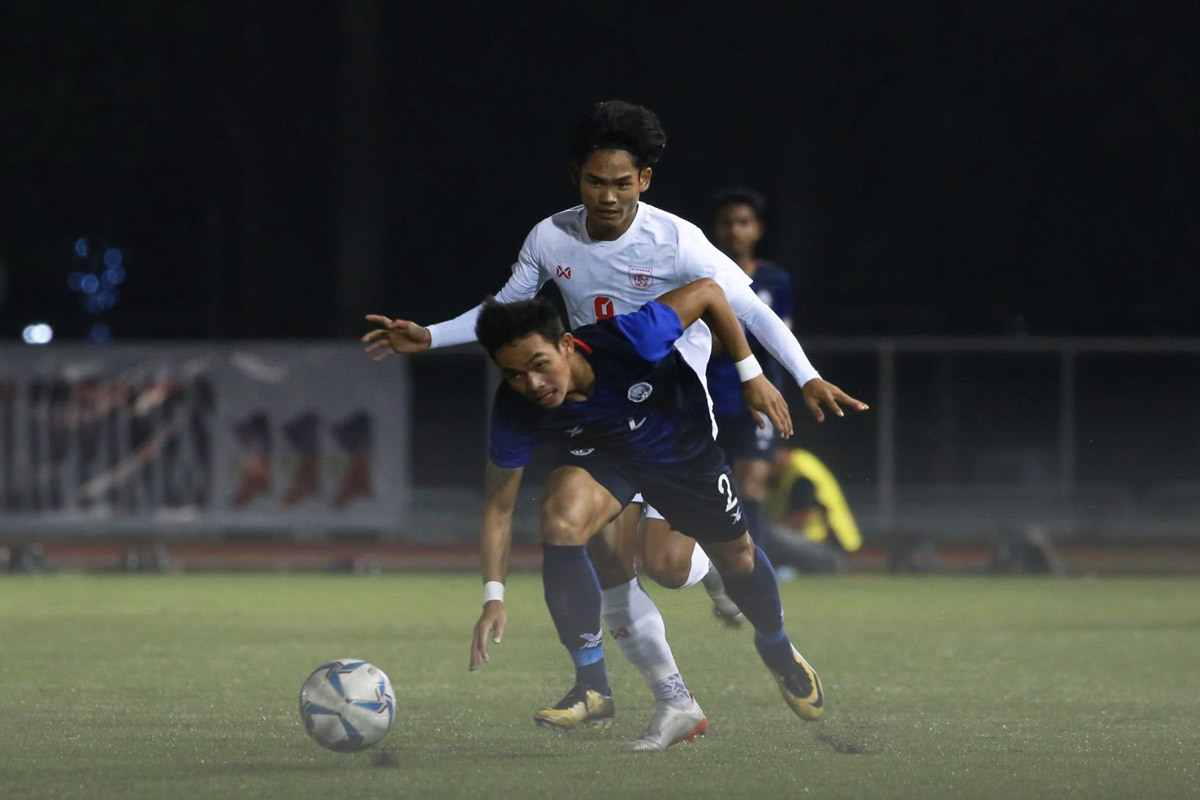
[0,344,410,538]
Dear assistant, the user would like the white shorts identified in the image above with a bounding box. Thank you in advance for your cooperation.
[632,493,666,521]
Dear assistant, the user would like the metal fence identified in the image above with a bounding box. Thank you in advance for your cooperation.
[409,338,1200,545]
[2,338,1196,548]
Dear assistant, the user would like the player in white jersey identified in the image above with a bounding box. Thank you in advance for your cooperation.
[365,101,866,748]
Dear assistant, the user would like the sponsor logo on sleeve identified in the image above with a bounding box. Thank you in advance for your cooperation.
[556,265,572,279]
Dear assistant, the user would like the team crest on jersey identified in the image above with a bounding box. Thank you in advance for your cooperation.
[629,266,653,290]
[569,447,595,457]
[627,382,653,403]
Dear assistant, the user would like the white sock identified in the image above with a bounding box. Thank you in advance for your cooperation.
[601,578,681,686]
[649,673,692,709]
[679,543,711,589]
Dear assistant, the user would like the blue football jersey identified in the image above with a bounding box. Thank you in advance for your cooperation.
[489,302,716,468]
[706,260,792,417]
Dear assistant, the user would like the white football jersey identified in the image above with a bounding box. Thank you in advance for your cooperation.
[425,201,819,389]
[493,202,752,380]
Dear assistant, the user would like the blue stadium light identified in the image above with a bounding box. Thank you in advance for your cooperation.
[85,295,105,314]
[96,290,116,310]
[89,323,112,343]
[22,323,54,345]
[103,248,123,269]
[80,274,101,294]
[102,266,125,286]
[74,238,89,258]
[68,272,85,291]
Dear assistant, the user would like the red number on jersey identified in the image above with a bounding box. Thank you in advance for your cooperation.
[594,296,614,320]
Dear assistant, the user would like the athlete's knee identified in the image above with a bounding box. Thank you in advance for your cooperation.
[642,544,693,589]
[540,495,596,546]
[705,535,756,578]
[641,521,696,588]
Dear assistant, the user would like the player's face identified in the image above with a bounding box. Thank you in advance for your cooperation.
[577,149,652,241]
[493,333,575,408]
[713,203,763,262]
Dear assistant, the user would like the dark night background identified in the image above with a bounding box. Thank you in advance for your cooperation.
[2,2,1196,342]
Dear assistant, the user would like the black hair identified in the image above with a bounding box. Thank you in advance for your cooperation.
[568,100,667,171]
[475,296,567,358]
[711,185,767,221]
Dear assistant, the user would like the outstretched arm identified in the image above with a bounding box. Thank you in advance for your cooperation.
[361,313,436,359]
[726,282,869,422]
[469,461,524,671]
[362,229,544,359]
[654,278,793,438]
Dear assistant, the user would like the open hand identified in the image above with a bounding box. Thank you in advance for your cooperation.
[361,315,433,361]
[742,375,794,439]
[801,378,869,423]
[469,601,507,671]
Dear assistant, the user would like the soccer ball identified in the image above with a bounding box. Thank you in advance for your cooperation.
[299,658,395,752]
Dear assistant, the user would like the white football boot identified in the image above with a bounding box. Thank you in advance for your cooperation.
[620,696,708,752]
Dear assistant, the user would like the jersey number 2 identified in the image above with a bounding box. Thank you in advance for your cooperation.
[594,296,614,320]
[717,473,738,511]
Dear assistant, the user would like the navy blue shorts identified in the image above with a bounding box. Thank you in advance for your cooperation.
[557,442,748,543]
[715,414,777,463]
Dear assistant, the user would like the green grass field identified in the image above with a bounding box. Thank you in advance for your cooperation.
[1,573,1198,799]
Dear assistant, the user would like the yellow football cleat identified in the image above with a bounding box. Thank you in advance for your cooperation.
[533,686,615,730]
[766,645,825,720]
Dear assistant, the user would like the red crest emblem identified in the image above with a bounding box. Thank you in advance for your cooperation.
[556,265,572,279]
[629,266,652,290]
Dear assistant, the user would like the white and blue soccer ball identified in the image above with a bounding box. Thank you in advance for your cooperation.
[299,658,395,752]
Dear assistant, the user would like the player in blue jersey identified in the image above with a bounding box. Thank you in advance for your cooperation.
[705,187,794,608]
[465,278,823,751]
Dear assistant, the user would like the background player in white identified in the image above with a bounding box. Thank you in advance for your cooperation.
[364,100,866,735]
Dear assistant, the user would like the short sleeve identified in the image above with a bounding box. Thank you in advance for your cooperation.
[613,301,684,362]
[487,389,535,468]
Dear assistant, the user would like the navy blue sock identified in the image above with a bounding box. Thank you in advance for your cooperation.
[720,546,795,671]
[542,544,610,695]
[742,499,772,547]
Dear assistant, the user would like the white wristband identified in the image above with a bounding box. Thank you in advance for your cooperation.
[734,354,763,382]
[482,581,505,605]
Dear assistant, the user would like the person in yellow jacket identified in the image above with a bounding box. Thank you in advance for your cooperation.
[765,448,861,573]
